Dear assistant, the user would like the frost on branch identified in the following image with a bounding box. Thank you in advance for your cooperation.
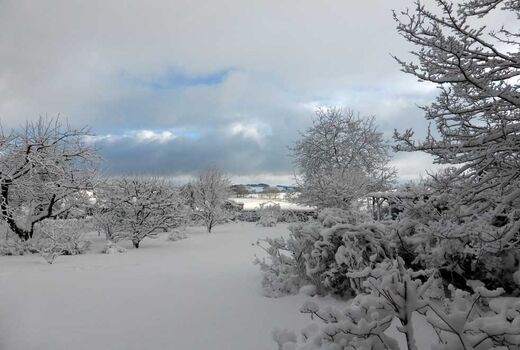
[0,117,97,241]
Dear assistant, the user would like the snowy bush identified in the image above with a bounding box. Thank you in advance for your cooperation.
[278,258,520,350]
[317,207,369,228]
[257,203,282,227]
[392,180,520,294]
[256,208,393,296]
[0,231,37,256]
[255,233,313,297]
[279,210,316,223]
[167,230,188,242]
[35,219,91,263]
[101,241,127,254]
[272,328,297,350]
[238,210,261,222]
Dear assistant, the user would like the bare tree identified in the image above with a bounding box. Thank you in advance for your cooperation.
[91,181,127,243]
[105,177,187,248]
[0,118,97,241]
[291,107,395,209]
[262,186,280,199]
[230,184,249,198]
[192,167,232,233]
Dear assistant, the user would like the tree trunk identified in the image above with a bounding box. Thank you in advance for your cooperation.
[132,240,140,249]
[0,182,32,240]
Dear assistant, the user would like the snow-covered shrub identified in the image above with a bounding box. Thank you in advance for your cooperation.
[257,203,282,227]
[426,285,520,350]
[326,222,393,293]
[279,258,520,350]
[101,241,127,254]
[393,181,520,294]
[167,230,188,242]
[256,208,393,296]
[238,210,260,222]
[279,210,315,223]
[317,206,370,228]
[277,258,437,350]
[272,328,297,350]
[0,231,37,256]
[35,219,91,263]
[255,229,317,297]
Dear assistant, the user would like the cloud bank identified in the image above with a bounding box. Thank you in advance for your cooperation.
[0,0,469,183]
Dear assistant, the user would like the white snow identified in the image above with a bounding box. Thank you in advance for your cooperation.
[0,222,470,350]
[230,197,313,211]
[0,223,326,350]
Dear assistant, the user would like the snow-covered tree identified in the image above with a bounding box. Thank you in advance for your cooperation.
[230,184,249,198]
[291,107,395,210]
[393,0,520,291]
[91,181,127,242]
[0,118,97,241]
[102,177,187,248]
[393,0,520,237]
[192,167,232,233]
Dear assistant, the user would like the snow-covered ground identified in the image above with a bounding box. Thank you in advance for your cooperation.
[0,223,334,350]
[230,197,313,211]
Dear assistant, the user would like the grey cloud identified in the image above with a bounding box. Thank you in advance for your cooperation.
[0,0,471,181]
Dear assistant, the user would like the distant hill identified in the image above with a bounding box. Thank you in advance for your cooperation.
[232,183,299,194]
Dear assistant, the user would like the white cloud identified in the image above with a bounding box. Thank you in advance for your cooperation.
[135,130,176,143]
[85,129,176,144]
[228,121,271,144]
[390,152,448,182]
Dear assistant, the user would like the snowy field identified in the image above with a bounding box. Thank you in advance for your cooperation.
[229,197,313,211]
[0,223,337,350]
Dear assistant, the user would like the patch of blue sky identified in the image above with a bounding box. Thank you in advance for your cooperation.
[117,67,233,91]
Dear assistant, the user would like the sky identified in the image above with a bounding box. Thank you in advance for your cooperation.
[0,0,454,184]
